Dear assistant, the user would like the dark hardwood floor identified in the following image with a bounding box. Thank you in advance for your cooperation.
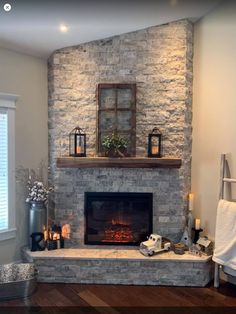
[0,281,236,314]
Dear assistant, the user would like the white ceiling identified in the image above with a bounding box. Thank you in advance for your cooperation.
[0,0,221,59]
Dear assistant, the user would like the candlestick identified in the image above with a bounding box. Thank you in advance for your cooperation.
[192,228,203,244]
[195,218,201,230]
[187,210,194,245]
[189,193,194,211]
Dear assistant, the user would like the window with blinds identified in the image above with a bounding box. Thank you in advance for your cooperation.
[0,111,8,231]
[0,93,17,241]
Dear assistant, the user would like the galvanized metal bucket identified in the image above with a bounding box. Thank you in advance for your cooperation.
[29,201,47,236]
[0,263,37,300]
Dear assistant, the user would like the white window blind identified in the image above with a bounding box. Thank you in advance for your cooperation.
[0,93,18,241]
[0,111,8,231]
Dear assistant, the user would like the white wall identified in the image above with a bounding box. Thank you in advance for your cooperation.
[192,0,236,239]
[0,47,48,263]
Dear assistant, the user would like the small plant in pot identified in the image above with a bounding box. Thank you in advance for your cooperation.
[102,133,129,157]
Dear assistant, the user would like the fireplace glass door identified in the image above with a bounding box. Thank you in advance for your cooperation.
[85,192,152,245]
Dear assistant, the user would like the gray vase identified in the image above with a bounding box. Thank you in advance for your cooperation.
[29,201,47,237]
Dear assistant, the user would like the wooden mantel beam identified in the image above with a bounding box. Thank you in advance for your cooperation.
[56,157,182,169]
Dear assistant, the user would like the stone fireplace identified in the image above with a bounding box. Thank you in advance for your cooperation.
[84,192,152,245]
[48,19,193,247]
[24,20,214,287]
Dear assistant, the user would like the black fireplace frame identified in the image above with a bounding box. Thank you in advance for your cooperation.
[84,192,153,246]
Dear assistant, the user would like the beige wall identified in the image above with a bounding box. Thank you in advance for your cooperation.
[0,47,48,263]
[192,0,236,239]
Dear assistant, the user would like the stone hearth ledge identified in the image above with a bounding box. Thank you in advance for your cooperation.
[22,248,213,287]
[23,247,210,262]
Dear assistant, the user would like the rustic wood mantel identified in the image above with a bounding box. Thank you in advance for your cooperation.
[56,157,182,169]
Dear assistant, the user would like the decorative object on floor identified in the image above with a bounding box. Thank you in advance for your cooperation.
[69,126,86,157]
[197,236,214,256]
[0,263,37,301]
[30,232,45,251]
[102,133,128,157]
[148,127,162,158]
[173,243,186,255]
[192,227,203,244]
[139,234,171,256]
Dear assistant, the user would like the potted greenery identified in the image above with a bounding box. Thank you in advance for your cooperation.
[102,133,128,157]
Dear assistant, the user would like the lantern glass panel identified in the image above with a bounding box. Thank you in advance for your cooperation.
[69,134,75,156]
[151,136,160,155]
[76,134,85,154]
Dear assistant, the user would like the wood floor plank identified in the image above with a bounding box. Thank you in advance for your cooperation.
[56,284,91,307]
[78,290,120,314]
[0,281,236,310]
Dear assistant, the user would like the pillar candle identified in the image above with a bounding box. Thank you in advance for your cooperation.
[76,146,81,154]
[44,229,48,241]
[151,146,159,154]
[189,193,194,211]
[195,218,201,230]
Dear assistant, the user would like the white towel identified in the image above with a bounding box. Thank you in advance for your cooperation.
[213,199,236,270]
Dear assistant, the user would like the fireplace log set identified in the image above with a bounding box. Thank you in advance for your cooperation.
[103,223,134,243]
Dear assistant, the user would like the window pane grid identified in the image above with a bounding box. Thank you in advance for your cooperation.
[97,84,136,156]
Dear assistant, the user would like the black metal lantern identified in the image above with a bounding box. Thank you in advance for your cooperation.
[148,127,162,158]
[69,127,86,157]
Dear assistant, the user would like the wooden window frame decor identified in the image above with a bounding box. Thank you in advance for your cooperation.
[97,83,136,157]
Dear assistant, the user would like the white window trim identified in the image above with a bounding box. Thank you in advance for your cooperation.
[0,93,19,241]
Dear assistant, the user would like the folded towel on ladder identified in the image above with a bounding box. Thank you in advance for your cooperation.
[213,199,236,270]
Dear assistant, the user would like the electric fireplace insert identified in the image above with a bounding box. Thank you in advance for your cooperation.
[84,192,153,245]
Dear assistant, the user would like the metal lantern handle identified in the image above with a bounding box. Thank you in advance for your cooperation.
[69,126,84,135]
[75,126,85,134]
[151,127,161,134]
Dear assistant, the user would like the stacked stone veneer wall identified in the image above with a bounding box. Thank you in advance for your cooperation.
[48,20,193,246]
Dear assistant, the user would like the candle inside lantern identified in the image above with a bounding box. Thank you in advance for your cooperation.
[189,193,194,211]
[152,146,159,154]
[76,146,81,154]
[195,218,201,230]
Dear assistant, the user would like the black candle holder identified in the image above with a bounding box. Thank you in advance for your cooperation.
[47,239,57,250]
[192,228,203,244]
